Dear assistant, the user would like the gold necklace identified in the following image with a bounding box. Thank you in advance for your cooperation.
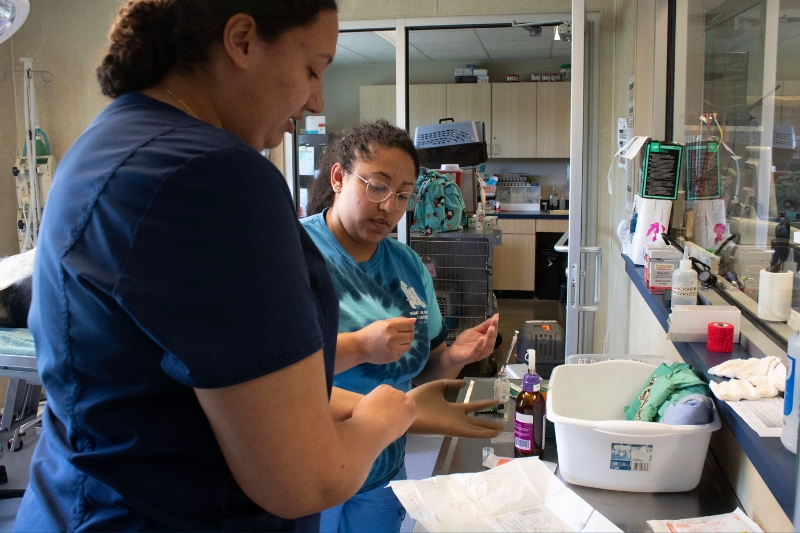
[155,84,199,119]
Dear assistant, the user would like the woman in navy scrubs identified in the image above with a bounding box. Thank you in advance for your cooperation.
[14,1,416,531]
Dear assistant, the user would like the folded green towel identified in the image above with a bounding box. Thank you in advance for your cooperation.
[624,363,710,422]
[0,328,36,357]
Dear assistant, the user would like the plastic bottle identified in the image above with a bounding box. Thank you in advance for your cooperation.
[514,349,546,458]
[494,367,510,403]
[549,189,559,210]
[782,329,800,453]
[671,254,698,308]
[476,202,485,233]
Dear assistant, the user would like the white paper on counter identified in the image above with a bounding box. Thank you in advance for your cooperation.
[726,397,783,437]
[481,453,557,475]
[389,457,621,533]
[646,507,763,532]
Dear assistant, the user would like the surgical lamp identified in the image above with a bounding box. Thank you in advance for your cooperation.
[0,0,29,45]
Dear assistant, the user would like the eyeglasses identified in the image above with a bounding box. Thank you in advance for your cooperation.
[345,168,420,212]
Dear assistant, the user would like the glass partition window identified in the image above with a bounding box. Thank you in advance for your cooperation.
[294,29,396,217]
[674,0,800,342]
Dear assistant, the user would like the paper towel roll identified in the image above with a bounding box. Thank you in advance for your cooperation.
[692,199,729,251]
[629,195,673,265]
[758,270,793,321]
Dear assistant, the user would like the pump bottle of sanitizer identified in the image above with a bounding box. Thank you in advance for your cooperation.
[671,257,697,308]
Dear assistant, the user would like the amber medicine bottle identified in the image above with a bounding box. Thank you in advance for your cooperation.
[514,349,546,458]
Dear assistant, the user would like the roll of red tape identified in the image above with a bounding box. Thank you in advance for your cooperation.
[707,322,734,353]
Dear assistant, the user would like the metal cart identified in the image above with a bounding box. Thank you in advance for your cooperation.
[410,230,501,342]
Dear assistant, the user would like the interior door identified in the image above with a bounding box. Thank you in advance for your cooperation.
[564,0,600,356]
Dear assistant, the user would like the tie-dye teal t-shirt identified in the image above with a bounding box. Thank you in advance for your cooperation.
[301,211,448,492]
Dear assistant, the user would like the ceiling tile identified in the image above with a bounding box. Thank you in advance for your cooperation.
[409,29,480,44]
[487,49,554,61]
[332,47,371,64]
[475,27,537,42]
[483,39,553,51]
[413,41,488,54]
[337,32,396,53]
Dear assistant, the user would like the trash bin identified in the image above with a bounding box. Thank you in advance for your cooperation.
[535,234,566,300]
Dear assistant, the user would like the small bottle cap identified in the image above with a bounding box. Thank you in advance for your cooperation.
[527,349,536,374]
[680,259,692,270]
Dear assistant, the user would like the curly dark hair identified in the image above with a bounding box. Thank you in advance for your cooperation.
[97,0,338,98]
[308,120,421,216]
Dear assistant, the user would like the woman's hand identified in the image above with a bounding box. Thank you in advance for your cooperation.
[352,383,417,438]
[357,317,417,365]
[408,379,502,438]
[444,314,499,367]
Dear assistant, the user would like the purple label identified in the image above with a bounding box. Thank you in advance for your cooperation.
[514,412,533,451]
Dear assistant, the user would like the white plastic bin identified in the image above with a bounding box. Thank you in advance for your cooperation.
[546,358,721,492]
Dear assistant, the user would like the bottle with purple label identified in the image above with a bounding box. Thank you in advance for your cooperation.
[514,349,546,458]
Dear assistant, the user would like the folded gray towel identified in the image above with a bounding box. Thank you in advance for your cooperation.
[661,394,714,425]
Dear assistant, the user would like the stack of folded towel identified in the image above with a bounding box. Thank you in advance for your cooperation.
[708,356,786,401]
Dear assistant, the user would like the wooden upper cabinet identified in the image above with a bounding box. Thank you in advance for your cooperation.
[491,83,537,159]
[359,85,397,125]
[409,84,447,139]
[536,82,571,158]
[445,84,492,148]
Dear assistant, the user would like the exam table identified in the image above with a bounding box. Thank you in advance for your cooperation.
[417,378,743,533]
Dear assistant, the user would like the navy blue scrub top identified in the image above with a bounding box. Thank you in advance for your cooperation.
[14,92,338,532]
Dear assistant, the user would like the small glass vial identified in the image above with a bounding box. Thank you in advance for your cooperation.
[494,368,510,403]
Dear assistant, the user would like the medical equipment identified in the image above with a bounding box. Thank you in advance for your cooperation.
[0,0,29,44]
[0,329,42,453]
[11,57,57,252]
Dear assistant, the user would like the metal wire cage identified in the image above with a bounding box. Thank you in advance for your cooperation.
[410,234,494,342]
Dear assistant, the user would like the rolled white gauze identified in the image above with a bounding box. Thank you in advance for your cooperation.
[758,270,793,321]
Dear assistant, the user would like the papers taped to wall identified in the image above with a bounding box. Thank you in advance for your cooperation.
[389,457,622,532]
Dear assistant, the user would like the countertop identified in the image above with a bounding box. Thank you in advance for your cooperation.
[623,253,797,519]
[492,210,569,219]
[423,378,741,533]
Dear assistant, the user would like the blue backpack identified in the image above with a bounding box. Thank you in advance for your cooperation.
[411,168,466,235]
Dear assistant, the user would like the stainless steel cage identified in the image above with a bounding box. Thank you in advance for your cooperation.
[410,231,499,342]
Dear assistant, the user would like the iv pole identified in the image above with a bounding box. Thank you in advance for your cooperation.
[19,56,41,252]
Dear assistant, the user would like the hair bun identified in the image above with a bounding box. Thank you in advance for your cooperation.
[97,0,178,98]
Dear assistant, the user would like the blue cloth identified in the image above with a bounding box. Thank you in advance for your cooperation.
[301,211,447,494]
[319,465,407,533]
[15,92,338,532]
[0,328,35,356]
[661,394,714,425]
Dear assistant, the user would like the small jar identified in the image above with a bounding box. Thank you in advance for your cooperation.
[506,73,520,82]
